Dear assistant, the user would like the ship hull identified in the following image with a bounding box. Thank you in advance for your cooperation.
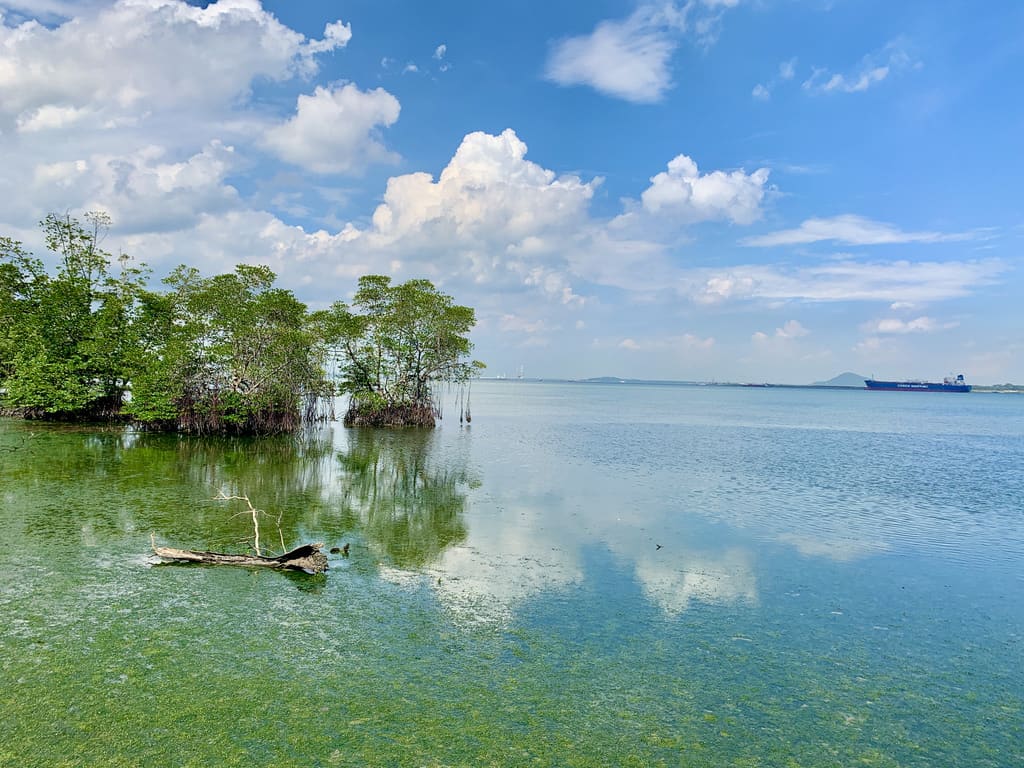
[864,379,971,393]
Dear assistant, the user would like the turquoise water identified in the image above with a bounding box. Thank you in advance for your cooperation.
[1,382,1021,766]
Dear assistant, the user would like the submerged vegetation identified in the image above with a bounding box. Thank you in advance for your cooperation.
[1,213,481,433]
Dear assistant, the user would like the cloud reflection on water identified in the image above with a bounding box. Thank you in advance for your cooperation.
[342,423,762,623]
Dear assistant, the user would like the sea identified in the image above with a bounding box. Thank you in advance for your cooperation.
[0,380,1021,766]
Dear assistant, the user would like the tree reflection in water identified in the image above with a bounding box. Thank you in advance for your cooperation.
[0,419,474,567]
[336,428,473,568]
[2,423,341,551]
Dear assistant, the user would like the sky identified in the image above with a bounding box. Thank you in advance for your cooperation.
[0,0,1022,384]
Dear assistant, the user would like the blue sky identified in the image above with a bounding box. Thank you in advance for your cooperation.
[1,0,1021,383]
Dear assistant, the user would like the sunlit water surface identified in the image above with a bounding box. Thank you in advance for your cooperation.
[1,382,1022,766]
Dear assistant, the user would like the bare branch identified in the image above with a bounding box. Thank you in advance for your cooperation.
[214,491,265,556]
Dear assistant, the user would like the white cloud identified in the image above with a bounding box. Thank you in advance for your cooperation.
[632,154,770,226]
[608,333,714,352]
[545,7,678,103]
[752,57,797,100]
[853,336,886,354]
[753,319,809,343]
[803,40,917,94]
[109,128,602,309]
[676,333,715,349]
[16,104,89,132]
[0,0,366,229]
[119,208,371,284]
[57,128,644,311]
[684,259,1004,304]
[0,1,97,21]
[863,316,958,334]
[305,19,352,54]
[742,214,970,247]
[498,314,549,334]
[433,43,447,59]
[0,0,1004,363]
[264,85,401,174]
[776,319,809,338]
[366,129,596,269]
[23,141,240,234]
[747,319,829,373]
[806,66,888,94]
[0,0,347,130]
[694,273,759,304]
[544,2,740,103]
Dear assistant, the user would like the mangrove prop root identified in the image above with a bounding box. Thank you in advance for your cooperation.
[343,402,437,427]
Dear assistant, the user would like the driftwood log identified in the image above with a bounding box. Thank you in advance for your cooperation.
[152,541,328,574]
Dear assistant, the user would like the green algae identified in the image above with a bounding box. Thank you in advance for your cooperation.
[1,405,1022,767]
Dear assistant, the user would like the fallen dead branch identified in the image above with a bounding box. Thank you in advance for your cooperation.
[149,491,328,574]
[151,537,328,574]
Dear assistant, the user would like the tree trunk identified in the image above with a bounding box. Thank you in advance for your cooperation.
[152,542,328,574]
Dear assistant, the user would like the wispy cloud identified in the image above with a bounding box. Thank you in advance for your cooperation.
[545,6,679,103]
[613,333,715,352]
[803,40,918,94]
[741,215,971,247]
[862,316,958,334]
[752,320,809,344]
[685,259,1005,304]
[545,1,738,103]
[433,43,451,72]
[499,314,550,334]
[752,57,796,101]
[775,319,809,338]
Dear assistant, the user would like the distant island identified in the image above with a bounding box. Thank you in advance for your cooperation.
[813,372,868,387]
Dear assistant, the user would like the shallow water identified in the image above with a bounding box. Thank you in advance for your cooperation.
[1,382,1022,766]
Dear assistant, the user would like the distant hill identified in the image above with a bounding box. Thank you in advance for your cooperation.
[814,372,867,387]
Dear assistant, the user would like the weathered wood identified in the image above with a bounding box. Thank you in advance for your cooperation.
[152,541,328,574]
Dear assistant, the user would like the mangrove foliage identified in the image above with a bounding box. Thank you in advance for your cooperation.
[328,275,483,427]
[1,213,481,433]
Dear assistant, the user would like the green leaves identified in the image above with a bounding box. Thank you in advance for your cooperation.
[338,275,481,425]
[127,265,331,435]
[1,215,482,432]
[1,212,138,417]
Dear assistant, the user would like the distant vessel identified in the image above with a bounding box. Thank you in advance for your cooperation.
[864,374,971,393]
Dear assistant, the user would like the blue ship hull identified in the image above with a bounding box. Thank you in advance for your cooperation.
[865,378,971,393]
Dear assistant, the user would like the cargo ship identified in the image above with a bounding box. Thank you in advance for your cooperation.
[864,374,971,393]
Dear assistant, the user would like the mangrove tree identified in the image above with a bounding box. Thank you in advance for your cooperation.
[1,215,483,432]
[326,275,483,427]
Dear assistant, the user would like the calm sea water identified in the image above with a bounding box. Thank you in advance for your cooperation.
[1,382,1021,766]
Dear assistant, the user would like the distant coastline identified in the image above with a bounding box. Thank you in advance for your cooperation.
[477,375,1023,393]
